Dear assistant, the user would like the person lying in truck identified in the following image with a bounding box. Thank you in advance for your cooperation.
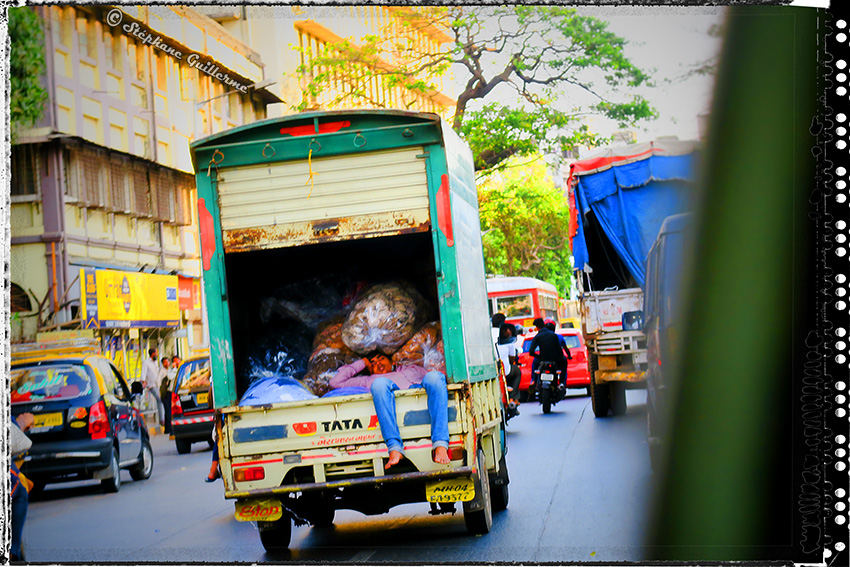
[329,353,451,469]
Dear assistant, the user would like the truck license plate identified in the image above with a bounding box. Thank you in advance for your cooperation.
[234,499,283,522]
[426,477,475,502]
[196,392,209,405]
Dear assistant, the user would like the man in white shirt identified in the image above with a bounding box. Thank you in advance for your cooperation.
[141,348,165,426]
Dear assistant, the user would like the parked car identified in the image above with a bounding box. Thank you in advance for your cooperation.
[10,339,154,495]
[170,355,215,454]
[517,328,592,401]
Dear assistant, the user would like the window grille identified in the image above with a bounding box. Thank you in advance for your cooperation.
[109,160,129,212]
[131,165,152,218]
[11,145,40,196]
[79,148,107,208]
[11,283,32,313]
[151,168,176,223]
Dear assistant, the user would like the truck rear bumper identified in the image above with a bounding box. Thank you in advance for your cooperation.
[226,466,473,500]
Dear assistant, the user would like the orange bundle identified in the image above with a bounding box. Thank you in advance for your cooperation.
[392,322,441,367]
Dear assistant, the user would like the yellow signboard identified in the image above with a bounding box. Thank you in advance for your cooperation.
[81,268,180,329]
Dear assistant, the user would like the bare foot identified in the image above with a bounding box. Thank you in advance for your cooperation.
[386,450,403,469]
[433,446,451,465]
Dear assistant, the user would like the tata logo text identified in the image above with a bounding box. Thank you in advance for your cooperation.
[292,415,379,437]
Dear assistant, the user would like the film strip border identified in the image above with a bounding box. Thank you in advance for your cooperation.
[822,9,848,567]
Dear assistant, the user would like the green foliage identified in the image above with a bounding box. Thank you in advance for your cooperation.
[460,103,605,172]
[478,156,573,295]
[9,6,48,140]
[294,6,656,172]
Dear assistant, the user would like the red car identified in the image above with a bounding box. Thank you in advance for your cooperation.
[517,328,591,401]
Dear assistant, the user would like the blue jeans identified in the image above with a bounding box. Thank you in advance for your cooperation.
[370,371,449,454]
[11,462,28,560]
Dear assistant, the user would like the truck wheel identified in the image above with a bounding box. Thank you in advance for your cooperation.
[130,437,154,480]
[589,356,610,418]
[175,438,192,454]
[540,387,552,414]
[463,448,493,535]
[258,519,292,554]
[610,382,627,416]
[489,452,509,512]
[101,448,121,493]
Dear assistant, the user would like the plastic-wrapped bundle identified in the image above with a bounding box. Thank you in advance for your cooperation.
[341,281,434,355]
[258,276,347,330]
[392,321,441,367]
[238,375,317,406]
[322,386,370,398]
[302,349,360,397]
[310,315,349,353]
[239,322,312,392]
[424,339,446,375]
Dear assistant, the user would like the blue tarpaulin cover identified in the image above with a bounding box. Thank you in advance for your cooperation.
[570,142,697,287]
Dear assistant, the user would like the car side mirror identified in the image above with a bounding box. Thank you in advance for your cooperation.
[130,381,144,396]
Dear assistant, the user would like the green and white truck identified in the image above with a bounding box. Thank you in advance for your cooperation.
[190,110,509,552]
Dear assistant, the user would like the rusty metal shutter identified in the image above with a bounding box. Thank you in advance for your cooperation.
[215,146,431,251]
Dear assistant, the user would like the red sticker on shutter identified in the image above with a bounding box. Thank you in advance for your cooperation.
[198,198,216,272]
[436,174,454,247]
[280,120,351,137]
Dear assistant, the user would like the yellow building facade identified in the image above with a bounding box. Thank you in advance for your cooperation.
[10,5,280,377]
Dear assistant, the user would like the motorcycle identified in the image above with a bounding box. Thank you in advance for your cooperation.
[530,360,566,414]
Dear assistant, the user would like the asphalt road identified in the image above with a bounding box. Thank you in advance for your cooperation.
[22,389,655,563]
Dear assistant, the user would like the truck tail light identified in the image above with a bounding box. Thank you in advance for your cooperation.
[448,447,464,461]
[171,391,183,416]
[234,467,265,482]
[88,400,110,439]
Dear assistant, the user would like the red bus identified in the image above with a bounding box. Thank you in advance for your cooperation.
[486,276,560,329]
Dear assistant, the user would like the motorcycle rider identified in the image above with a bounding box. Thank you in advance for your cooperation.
[528,318,572,390]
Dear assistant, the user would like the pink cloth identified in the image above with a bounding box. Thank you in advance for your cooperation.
[329,359,427,391]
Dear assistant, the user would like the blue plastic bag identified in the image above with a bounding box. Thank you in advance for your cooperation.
[239,375,317,406]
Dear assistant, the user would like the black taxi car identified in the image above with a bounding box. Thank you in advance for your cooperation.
[170,354,215,454]
[10,339,154,495]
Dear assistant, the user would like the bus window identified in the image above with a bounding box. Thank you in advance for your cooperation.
[494,294,533,318]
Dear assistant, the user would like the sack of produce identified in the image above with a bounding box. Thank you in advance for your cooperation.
[302,349,360,397]
[341,281,434,355]
[424,339,446,375]
[239,375,317,406]
[392,321,441,367]
[310,315,350,354]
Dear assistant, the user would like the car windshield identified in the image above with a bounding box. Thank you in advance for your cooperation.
[11,363,93,404]
[177,359,211,393]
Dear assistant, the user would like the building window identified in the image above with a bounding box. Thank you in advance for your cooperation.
[131,165,151,217]
[11,145,40,196]
[179,64,194,101]
[151,168,175,223]
[129,41,147,82]
[104,29,122,72]
[155,52,168,92]
[76,12,98,61]
[11,283,32,313]
[51,6,72,48]
[109,160,129,212]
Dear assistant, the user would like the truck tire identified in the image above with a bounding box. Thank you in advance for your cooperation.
[540,387,552,414]
[175,438,192,454]
[101,448,121,493]
[489,452,510,512]
[610,382,627,416]
[463,448,493,535]
[589,356,610,418]
[258,519,292,553]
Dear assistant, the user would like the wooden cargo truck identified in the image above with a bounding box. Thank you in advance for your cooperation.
[190,110,509,552]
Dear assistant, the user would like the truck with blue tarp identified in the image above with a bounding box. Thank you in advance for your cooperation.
[189,110,508,552]
[567,139,698,418]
